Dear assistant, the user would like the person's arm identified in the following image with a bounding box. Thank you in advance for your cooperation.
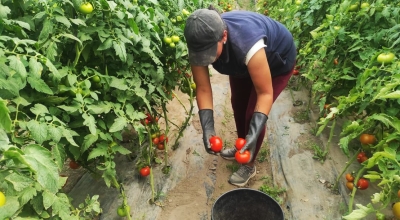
[240,48,272,162]
[191,65,213,109]
[247,48,274,116]
[191,65,218,155]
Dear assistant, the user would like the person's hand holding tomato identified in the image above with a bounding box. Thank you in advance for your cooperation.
[239,112,268,162]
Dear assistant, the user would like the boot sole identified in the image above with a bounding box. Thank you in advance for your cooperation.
[228,167,257,187]
[220,155,236,161]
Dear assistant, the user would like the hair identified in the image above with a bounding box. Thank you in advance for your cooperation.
[208,4,222,14]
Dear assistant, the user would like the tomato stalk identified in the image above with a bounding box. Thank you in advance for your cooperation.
[324,118,336,160]
[161,103,170,172]
[145,126,156,204]
[348,167,367,213]
[332,149,360,192]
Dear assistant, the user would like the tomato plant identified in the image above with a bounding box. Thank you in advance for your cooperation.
[357,178,369,190]
[235,138,246,150]
[140,166,151,177]
[209,136,223,152]
[0,191,6,207]
[235,150,251,164]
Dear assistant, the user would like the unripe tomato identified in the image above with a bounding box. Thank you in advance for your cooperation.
[117,205,130,217]
[345,173,354,182]
[235,150,251,164]
[140,166,150,177]
[171,35,180,43]
[377,52,395,64]
[393,202,400,219]
[164,37,172,44]
[209,136,223,152]
[169,43,176,48]
[92,75,101,83]
[79,2,94,14]
[360,134,375,145]
[235,138,246,150]
[357,178,369,190]
[0,191,6,207]
[398,189,400,198]
[346,181,354,191]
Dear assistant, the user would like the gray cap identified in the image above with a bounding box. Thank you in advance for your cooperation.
[184,9,225,66]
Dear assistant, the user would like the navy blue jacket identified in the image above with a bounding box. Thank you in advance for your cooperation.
[212,11,296,77]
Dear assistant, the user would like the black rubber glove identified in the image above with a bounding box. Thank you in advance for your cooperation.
[199,109,218,155]
[240,112,268,162]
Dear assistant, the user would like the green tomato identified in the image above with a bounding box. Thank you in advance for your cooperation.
[171,18,176,23]
[117,206,129,217]
[377,52,395,64]
[182,9,190,15]
[348,4,359,12]
[79,2,94,14]
[326,14,334,21]
[92,75,101,83]
[171,35,180,43]
[0,191,6,207]
[164,37,172,44]
[176,16,183,21]
[333,26,341,31]
[169,42,176,48]
[295,0,301,5]
[360,2,370,9]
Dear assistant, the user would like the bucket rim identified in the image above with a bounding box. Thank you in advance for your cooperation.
[211,188,284,219]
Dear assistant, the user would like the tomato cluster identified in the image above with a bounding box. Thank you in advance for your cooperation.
[153,133,168,150]
[356,152,368,163]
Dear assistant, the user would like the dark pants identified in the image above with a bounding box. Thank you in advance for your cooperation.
[229,70,294,162]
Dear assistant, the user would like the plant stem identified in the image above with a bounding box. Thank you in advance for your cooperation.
[332,149,359,191]
[348,167,367,213]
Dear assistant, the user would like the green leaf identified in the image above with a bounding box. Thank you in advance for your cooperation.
[38,19,53,43]
[97,38,113,51]
[0,129,10,149]
[109,117,127,132]
[127,18,139,35]
[58,104,80,113]
[42,190,56,209]
[0,99,12,132]
[113,41,127,62]
[27,120,48,144]
[87,102,112,114]
[45,59,60,79]
[0,4,11,19]
[112,145,131,155]
[52,143,66,170]
[380,91,400,99]
[0,196,20,220]
[60,33,81,44]
[48,126,63,143]
[29,57,43,77]
[87,144,108,160]
[27,76,53,95]
[8,55,27,78]
[62,127,78,147]
[0,78,20,96]
[23,144,59,193]
[51,193,71,218]
[30,103,49,116]
[19,187,37,206]
[55,15,71,28]
[342,203,375,220]
[110,77,129,90]
[69,18,86,26]
[82,133,98,152]
[82,113,97,135]
[5,172,34,191]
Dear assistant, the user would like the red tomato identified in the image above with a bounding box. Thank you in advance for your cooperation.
[146,113,152,121]
[209,136,223,152]
[357,178,369,190]
[235,150,251,164]
[357,152,368,163]
[235,138,246,150]
[140,166,150,177]
[69,160,80,169]
[345,173,354,182]
[159,134,168,143]
[293,69,299,75]
[157,143,165,150]
[152,137,159,145]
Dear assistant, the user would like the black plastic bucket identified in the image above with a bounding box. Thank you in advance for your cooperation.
[211,188,284,220]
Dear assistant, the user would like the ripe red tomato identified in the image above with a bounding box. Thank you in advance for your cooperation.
[235,138,246,150]
[357,178,369,190]
[140,166,150,177]
[333,58,339,65]
[235,150,251,164]
[159,134,168,143]
[157,143,165,150]
[357,152,368,163]
[152,137,159,145]
[346,181,354,191]
[69,160,80,169]
[209,136,223,152]
[345,173,354,182]
[360,133,375,145]
[293,69,299,75]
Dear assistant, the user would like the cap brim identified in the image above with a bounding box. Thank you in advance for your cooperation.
[188,42,218,66]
